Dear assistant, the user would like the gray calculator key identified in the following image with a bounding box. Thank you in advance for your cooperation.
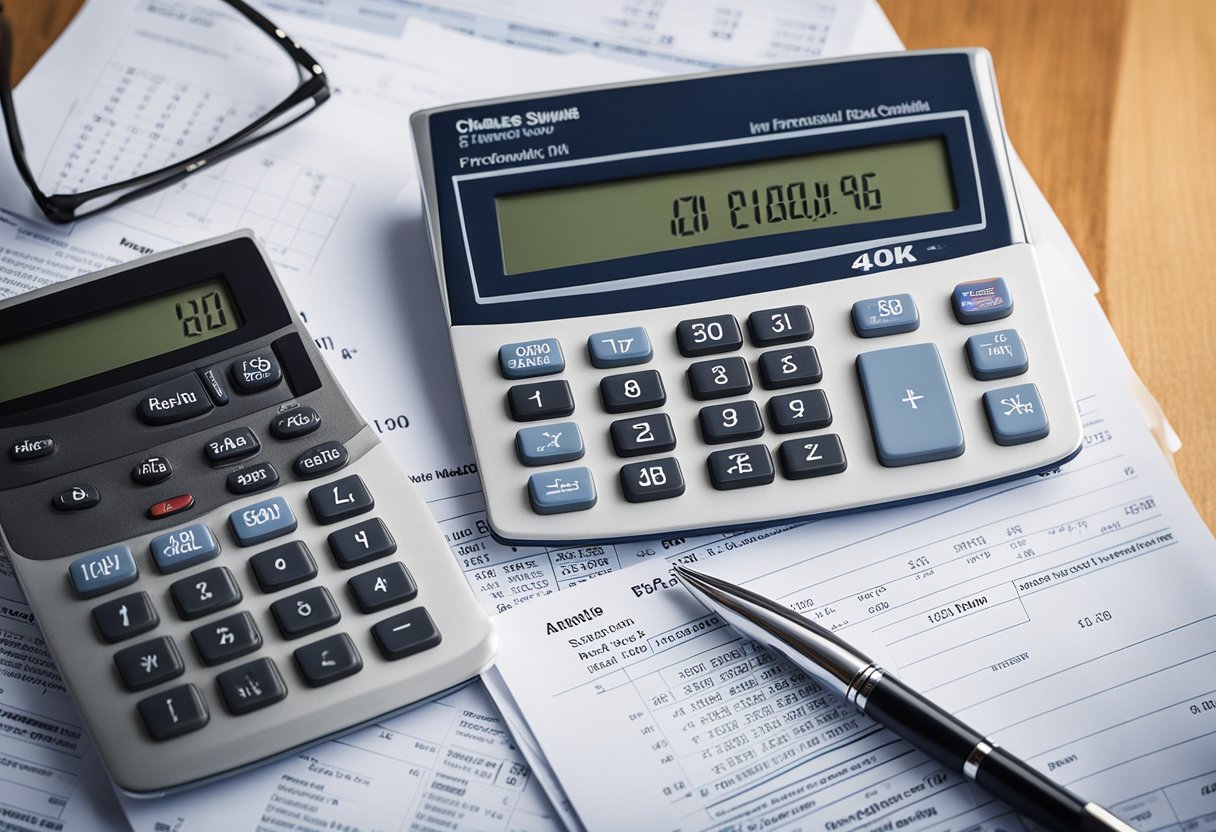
[138,374,213,425]
[229,496,297,546]
[707,444,775,490]
[308,474,374,525]
[292,441,349,479]
[779,435,848,479]
[295,633,363,687]
[588,327,652,368]
[508,380,575,422]
[600,370,666,413]
[748,305,812,345]
[150,522,219,574]
[271,586,341,639]
[852,294,920,337]
[138,684,209,741]
[688,357,751,400]
[348,562,417,613]
[516,421,584,466]
[250,541,317,592]
[768,390,833,433]
[69,545,137,599]
[952,277,1013,324]
[115,636,184,691]
[528,467,597,514]
[499,338,564,379]
[983,383,1050,445]
[966,329,1029,380]
[610,414,677,457]
[328,518,397,569]
[699,401,764,444]
[171,567,242,620]
[229,349,282,394]
[758,346,822,390]
[620,458,686,503]
[372,607,442,660]
[217,658,287,715]
[191,611,262,666]
[677,315,742,357]
[204,427,259,465]
[271,406,322,439]
[856,344,965,466]
[93,592,158,643]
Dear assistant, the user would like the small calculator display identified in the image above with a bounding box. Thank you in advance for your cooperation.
[411,49,1083,545]
[0,233,495,795]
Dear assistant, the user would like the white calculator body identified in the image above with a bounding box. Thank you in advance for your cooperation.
[411,50,1082,545]
[0,233,495,795]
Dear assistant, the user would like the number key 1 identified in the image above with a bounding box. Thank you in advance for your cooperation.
[508,380,574,421]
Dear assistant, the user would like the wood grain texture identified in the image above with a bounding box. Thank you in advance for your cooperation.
[6,0,85,83]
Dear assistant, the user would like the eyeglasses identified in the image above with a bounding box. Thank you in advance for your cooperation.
[0,0,330,223]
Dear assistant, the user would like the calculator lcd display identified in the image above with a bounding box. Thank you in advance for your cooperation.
[496,137,956,276]
[0,278,241,404]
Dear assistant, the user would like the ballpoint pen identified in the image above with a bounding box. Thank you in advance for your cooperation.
[674,564,1136,832]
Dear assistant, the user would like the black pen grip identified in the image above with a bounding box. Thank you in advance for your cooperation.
[974,747,1089,831]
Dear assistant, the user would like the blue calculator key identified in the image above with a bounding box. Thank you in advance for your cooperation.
[966,329,1029,380]
[983,383,1050,445]
[856,344,965,467]
[69,545,138,599]
[952,277,1013,324]
[150,522,220,574]
[852,294,920,337]
[499,338,564,379]
[588,327,652,368]
[516,421,584,466]
[528,467,597,514]
[228,496,297,546]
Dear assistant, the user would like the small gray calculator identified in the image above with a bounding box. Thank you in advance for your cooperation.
[0,232,495,795]
[412,49,1083,545]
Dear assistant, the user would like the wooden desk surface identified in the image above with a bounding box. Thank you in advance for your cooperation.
[7,1,1215,529]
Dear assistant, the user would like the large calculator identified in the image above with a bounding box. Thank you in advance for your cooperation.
[412,49,1083,545]
[0,232,495,795]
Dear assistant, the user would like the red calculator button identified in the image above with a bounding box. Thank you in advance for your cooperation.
[149,494,195,519]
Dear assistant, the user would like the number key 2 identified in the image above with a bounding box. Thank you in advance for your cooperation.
[508,380,574,421]
[610,414,677,457]
[676,315,742,357]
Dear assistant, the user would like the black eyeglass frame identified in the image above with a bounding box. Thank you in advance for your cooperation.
[0,0,331,223]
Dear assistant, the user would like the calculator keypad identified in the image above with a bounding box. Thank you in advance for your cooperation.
[138,684,209,741]
[271,586,341,639]
[528,467,597,514]
[171,567,242,620]
[93,592,159,643]
[115,636,185,691]
[708,445,775,490]
[294,633,363,687]
[748,305,813,345]
[677,314,742,356]
[249,541,317,592]
[53,484,100,512]
[216,658,287,715]
[348,562,417,613]
[508,380,575,421]
[699,401,765,444]
[191,611,262,666]
[307,474,374,525]
[688,357,752,400]
[516,421,584,466]
[610,414,677,457]
[779,435,848,479]
[328,517,397,568]
[600,370,666,413]
[758,346,822,389]
[856,343,965,467]
[768,390,833,434]
[588,326,652,368]
[620,458,686,503]
[372,607,442,660]
[150,522,219,574]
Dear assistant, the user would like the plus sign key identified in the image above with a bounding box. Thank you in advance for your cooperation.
[856,344,964,466]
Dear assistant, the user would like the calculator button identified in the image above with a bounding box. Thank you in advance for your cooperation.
[271,586,341,639]
[229,496,297,546]
[676,315,743,357]
[138,374,213,425]
[148,494,195,520]
[226,461,279,495]
[600,370,666,413]
[204,427,260,465]
[768,390,833,433]
[372,607,442,661]
[229,349,282,394]
[508,380,575,422]
[197,367,229,406]
[758,346,822,390]
[699,401,764,444]
[192,611,262,666]
[271,406,322,439]
[328,518,397,568]
[610,414,677,457]
[499,338,565,379]
[309,475,374,525]
[779,435,848,479]
[216,658,287,716]
[138,684,209,741]
[688,357,751,400]
[115,636,185,691]
[588,327,652,368]
[856,344,965,466]
[150,522,219,574]
[707,445,775,490]
[250,541,318,592]
[53,484,99,512]
[69,545,137,599]
[852,294,920,337]
[983,383,1050,445]
[515,421,584,466]
[92,592,158,643]
[619,458,686,503]
[171,567,242,620]
[966,329,1029,380]
[748,305,813,346]
[9,436,54,461]
[295,633,363,687]
[131,456,173,485]
[348,562,417,612]
[952,277,1013,324]
[528,467,597,514]
[291,440,349,479]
